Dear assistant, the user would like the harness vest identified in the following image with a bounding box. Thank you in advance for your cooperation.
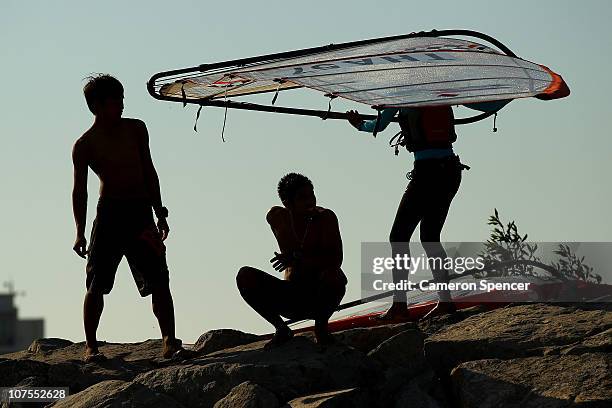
[397,106,457,152]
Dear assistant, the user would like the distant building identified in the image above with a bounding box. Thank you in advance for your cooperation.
[0,283,44,354]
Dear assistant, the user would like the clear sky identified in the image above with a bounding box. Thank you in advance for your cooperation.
[1,0,611,343]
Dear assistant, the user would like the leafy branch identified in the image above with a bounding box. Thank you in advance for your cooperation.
[477,209,601,283]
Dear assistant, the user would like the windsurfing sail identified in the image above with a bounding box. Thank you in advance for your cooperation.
[147,29,569,124]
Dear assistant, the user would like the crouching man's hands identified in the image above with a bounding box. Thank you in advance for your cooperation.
[270,251,295,272]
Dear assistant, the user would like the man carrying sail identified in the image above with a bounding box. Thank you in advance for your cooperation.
[346,106,469,320]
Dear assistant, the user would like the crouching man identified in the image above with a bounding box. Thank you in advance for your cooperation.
[237,173,347,348]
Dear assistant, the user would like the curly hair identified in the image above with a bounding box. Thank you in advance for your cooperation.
[83,74,124,114]
[277,173,313,204]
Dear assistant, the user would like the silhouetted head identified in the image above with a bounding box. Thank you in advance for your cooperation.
[83,74,124,120]
[277,173,316,214]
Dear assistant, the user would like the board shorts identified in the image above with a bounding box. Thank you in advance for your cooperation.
[237,266,346,321]
[86,197,169,297]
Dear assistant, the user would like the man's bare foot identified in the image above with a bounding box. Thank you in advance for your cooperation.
[371,302,410,322]
[171,347,197,361]
[264,326,294,350]
[162,337,184,359]
[421,302,457,320]
[83,346,107,363]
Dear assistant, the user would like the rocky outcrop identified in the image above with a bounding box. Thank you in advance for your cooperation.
[284,388,370,408]
[52,380,185,408]
[195,329,261,355]
[132,337,381,407]
[424,304,612,373]
[452,353,612,407]
[0,359,50,387]
[27,338,73,354]
[213,381,279,408]
[1,304,610,407]
[332,322,417,353]
[367,328,426,370]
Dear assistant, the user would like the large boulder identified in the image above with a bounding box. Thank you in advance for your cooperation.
[3,339,168,365]
[368,328,426,370]
[134,336,382,407]
[213,381,279,408]
[451,353,612,407]
[195,329,261,355]
[27,338,73,354]
[284,388,371,408]
[46,360,142,392]
[333,322,417,353]
[417,305,489,337]
[51,379,184,408]
[0,375,50,408]
[0,359,50,387]
[367,328,430,395]
[424,304,612,372]
[1,339,175,393]
[134,362,248,408]
[392,381,443,408]
[558,327,612,356]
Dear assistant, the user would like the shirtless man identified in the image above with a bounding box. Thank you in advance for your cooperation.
[236,173,347,347]
[72,74,184,361]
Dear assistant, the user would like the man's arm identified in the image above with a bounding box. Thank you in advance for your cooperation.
[267,207,343,275]
[72,139,88,258]
[299,210,343,272]
[136,120,170,240]
[136,121,163,210]
[346,108,398,134]
[266,206,300,255]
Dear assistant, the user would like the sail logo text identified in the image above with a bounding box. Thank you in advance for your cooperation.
[267,53,461,78]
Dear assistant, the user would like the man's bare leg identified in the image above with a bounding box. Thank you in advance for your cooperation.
[373,242,411,321]
[420,242,456,320]
[151,285,182,358]
[314,318,335,345]
[374,185,421,322]
[236,267,293,349]
[83,291,105,361]
[313,282,345,345]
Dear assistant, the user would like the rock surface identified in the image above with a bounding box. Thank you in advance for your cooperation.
[332,322,417,353]
[27,338,73,354]
[213,381,279,408]
[452,353,612,407]
[424,304,612,373]
[284,388,370,408]
[367,328,426,370]
[0,304,610,407]
[52,380,185,408]
[132,337,380,407]
[195,329,261,355]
